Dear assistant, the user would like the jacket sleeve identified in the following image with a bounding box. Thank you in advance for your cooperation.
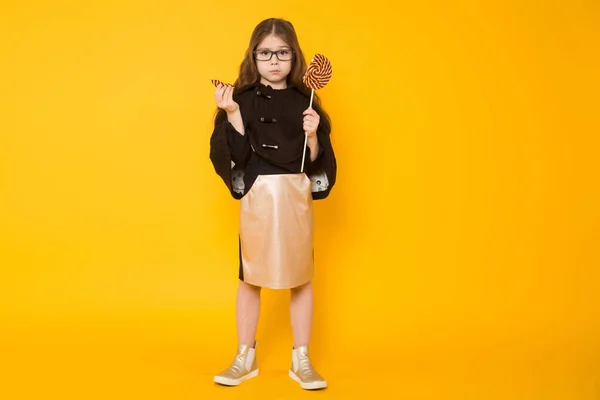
[226,120,251,167]
[306,105,337,200]
[305,138,326,174]
[209,108,244,199]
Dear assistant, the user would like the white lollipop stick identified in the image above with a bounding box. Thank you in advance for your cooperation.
[300,89,315,173]
[300,136,308,173]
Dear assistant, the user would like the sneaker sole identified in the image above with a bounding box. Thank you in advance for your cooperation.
[214,369,259,386]
[288,370,327,390]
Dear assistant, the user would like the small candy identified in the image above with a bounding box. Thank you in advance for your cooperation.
[211,79,232,87]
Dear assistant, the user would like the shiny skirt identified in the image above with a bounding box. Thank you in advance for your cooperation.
[238,173,314,289]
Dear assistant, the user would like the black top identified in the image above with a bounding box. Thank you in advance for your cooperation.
[210,82,337,200]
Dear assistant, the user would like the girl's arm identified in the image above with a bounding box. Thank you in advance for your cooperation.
[216,83,244,134]
[307,136,320,162]
[303,108,323,162]
[213,84,249,166]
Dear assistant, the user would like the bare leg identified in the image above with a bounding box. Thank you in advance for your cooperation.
[236,280,261,346]
[288,281,326,389]
[214,280,261,385]
[290,281,313,347]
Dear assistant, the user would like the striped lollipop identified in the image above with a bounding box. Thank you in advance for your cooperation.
[300,54,332,173]
[302,54,332,92]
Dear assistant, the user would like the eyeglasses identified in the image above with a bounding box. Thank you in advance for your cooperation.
[253,49,295,61]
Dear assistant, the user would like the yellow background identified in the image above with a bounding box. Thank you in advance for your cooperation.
[1,0,599,398]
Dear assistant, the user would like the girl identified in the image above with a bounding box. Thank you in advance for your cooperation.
[209,17,337,390]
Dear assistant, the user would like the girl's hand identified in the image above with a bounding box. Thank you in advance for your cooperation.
[303,108,320,138]
[214,83,239,114]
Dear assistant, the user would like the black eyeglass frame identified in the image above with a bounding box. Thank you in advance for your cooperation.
[252,49,296,61]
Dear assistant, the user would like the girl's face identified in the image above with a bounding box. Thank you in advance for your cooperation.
[255,34,293,89]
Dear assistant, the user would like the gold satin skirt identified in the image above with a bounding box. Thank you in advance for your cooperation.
[239,173,314,289]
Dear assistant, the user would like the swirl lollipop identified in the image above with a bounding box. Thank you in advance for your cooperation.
[300,54,332,171]
[302,54,332,96]
[302,54,332,109]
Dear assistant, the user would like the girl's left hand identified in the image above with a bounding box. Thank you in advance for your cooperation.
[303,108,320,138]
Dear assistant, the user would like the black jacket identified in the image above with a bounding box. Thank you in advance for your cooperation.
[209,82,337,200]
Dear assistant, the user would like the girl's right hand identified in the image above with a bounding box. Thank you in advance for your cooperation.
[214,83,239,114]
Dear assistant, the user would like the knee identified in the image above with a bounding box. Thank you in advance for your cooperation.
[239,280,262,293]
[291,280,312,295]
